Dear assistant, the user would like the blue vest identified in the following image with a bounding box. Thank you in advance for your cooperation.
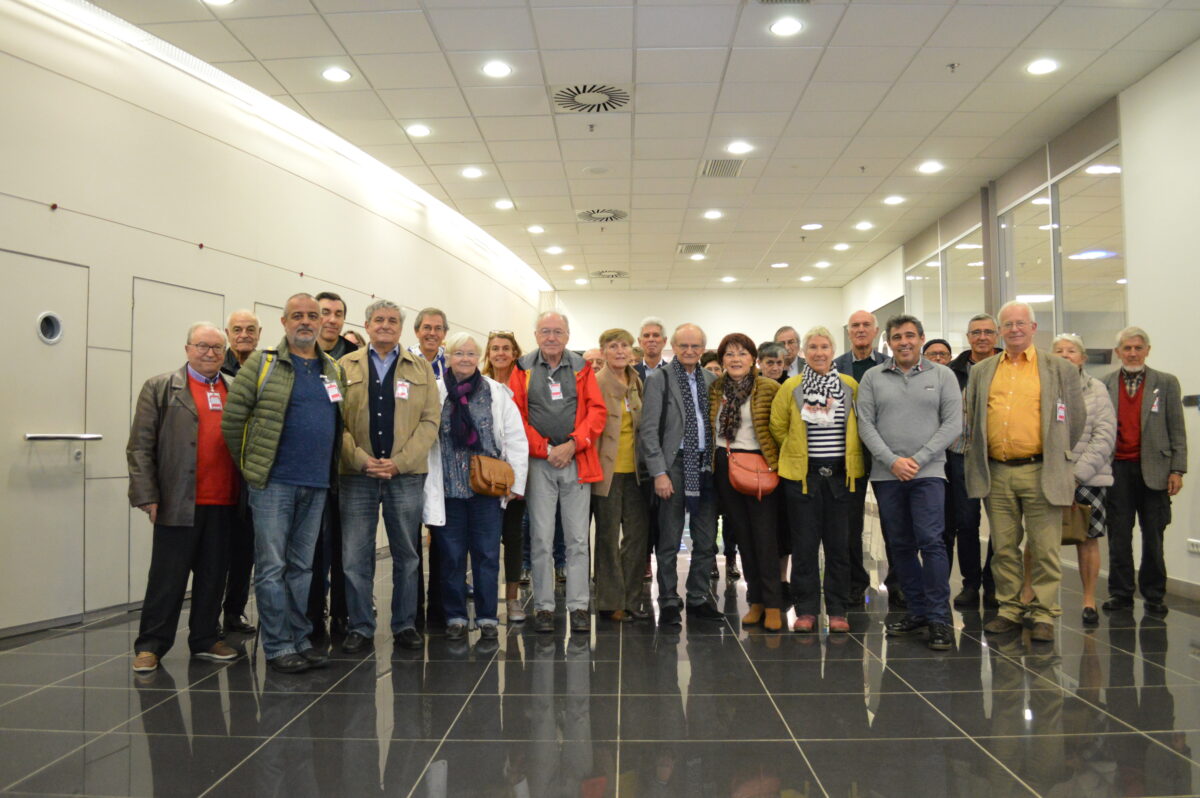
[368,356,399,459]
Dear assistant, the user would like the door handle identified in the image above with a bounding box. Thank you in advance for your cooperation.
[24,433,103,441]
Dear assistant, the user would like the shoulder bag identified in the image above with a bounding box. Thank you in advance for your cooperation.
[470,454,515,498]
[726,444,779,501]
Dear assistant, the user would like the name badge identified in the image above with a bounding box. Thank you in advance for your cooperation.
[206,391,223,412]
[1151,390,1160,413]
[549,381,563,401]
[1055,399,1066,423]
[322,376,343,403]
[395,381,410,400]
[624,397,631,412]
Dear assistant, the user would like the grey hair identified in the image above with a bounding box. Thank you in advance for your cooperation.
[364,299,404,325]
[186,322,222,343]
[997,300,1036,324]
[802,325,837,352]
[443,331,481,357]
[758,342,786,360]
[536,310,570,331]
[639,316,665,335]
[413,307,448,332]
[670,322,707,349]
[1052,333,1086,356]
[967,313,997,328]
[225,309,259,329]
[1116,325,1150,347]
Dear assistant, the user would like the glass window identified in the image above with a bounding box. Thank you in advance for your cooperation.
[905,254,942,344]
[999,194,1055,350]
[944,229,984,355]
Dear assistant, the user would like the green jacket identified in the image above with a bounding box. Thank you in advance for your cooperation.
[769,373,866,493]
[220,337,346,490]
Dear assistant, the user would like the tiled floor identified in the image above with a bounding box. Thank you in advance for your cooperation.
[1,556,1198,797]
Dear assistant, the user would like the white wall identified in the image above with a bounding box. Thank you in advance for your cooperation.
[841,248,905,324]
[1118,39,1200,594]
[0,0,542,627]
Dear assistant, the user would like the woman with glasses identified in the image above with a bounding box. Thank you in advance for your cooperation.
[424,332,528,640]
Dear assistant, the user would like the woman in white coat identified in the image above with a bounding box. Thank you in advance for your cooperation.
[424,332,528,640]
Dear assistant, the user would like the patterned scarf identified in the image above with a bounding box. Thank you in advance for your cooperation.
[443,368,483,449]
[718,373,755,444]
[1120,367,1146,399]
[795,364,844,427]
[671,358,711,513]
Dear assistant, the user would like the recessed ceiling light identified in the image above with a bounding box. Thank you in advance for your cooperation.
[854,221,874,231]
[883,195,905,205]
[574,278,589,285]
[1085,164,1122,175]
[494,199,514,210]
[726,140,754,155]
[769,17,804,36]
[1026,58,1059,76]
[545,246,563,255]
[955,243,982,250]
[967,261,984,267]
[813,261,831,269]
[833,243,850,251]
[703,209,723,220]
[1116,278,1128,285]
[926,260,940,267]
[1016,294,1055,303]
[1031,197,1051,206]
[482,60,512,78]
[799,275,815,282]
[460,166,484,179]
[560,264,574,271]
[322,66,352,83]
[203,0,235,6]
[1068,249,1118,260]
[690,253,706,261]
[770,262,789,269]
[721,276,737,283]
[917,160,944,174]
[526,225,544,234]
[405,123,431,138]
[800,223,823,231]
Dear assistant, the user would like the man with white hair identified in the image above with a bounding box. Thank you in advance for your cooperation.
[1102,326,1187,615]
[963,301,1085,643]
[635,316,668,380]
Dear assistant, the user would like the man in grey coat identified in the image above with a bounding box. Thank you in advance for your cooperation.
[639,323,721,627]
[964,302,1085,643]
[1102,326,1187,615]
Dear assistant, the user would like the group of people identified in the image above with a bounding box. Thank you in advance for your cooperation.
[126,291,1187,673]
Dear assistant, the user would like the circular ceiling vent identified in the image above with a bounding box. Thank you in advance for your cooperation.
[577,208,628,223]
[554,84,631,113]
[591,269,629,280]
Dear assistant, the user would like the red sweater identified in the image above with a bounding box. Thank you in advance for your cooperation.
[1115,381,1143,462]
[188,376,240,505]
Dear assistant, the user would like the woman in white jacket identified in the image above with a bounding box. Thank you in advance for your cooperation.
[424,332,528,641]
[1021,333,1116,625]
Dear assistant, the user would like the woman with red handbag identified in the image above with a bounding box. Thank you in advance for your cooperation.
[707,333,784,631]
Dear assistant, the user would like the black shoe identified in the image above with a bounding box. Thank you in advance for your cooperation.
[927,622,955,650]
[1145,601,1169,616]
[330,617,349,637]
[885,615,929,636]
[223,616,257,636]
[847,588,866,607]
[687,602,724,621]
[341,632,371,654]
[709,565,720,582]
[659,605,682,627]
[952,588,979,609]
[726,563,741,582]
[570,609,590,632]
[267,653,309,674]
[982,591,999,609]
[479,624,499,640]
[534,611,555,633]
[1102,597,1134,612]
[1081,607,1099,625]
[299,647,329,669]
[396,628,423,650]
[446,622,468,640]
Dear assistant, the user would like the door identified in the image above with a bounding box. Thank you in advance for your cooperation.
[1,251,88,630]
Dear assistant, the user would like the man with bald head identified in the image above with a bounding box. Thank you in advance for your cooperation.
[640,323,722,626]
[509,311,607,634]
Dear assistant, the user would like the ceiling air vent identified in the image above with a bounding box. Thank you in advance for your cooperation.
[677,243,709,256]
[591,270,629,280]
[700,159,744,178]
[576,208,628,223]
[552,84,632,113]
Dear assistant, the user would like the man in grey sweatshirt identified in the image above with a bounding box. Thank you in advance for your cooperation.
[856,314,963,651]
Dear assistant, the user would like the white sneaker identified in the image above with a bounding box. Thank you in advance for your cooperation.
[506,598,526,623]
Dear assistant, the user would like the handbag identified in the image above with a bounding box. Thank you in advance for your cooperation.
[470,454,515,498]
[1061,502,1090,545]
[726,445,779,500]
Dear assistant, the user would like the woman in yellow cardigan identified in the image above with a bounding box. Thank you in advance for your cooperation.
[770,326,866,633]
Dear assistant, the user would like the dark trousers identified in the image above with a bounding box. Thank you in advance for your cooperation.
[501,499,526,584]
[656,463,718,608]
[873,478,952,624]
[944,451,994,594]
[420,526,446,628]
[307,495,347,628]
[643,479,661,561]
[1106,459,1172,603]
[713,449,781,608]
[439,494,503,625]
[222,506,255,622]
[785,467,851,617]
[135,504,233,657]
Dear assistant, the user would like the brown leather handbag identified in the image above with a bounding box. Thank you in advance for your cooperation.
[1061,502,1090,545]
[726,445,779,500]
[470,454,515,498]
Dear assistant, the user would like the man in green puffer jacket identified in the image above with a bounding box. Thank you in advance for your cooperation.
[221,293,346,674]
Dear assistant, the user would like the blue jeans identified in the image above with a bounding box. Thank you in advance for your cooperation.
[248,483,327,659]
[873,478,951,624]
[340,473,425,636]
[438,494,503,625]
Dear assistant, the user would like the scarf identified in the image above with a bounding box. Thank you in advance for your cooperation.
[670,358,711,514]
[443,368,483,449]
[795,364,844,427]
[1120,367,1145,399]
[718,374,755,444]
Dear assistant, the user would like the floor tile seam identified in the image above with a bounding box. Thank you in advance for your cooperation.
[0,650,133,712]
[0,616,199,659]
[615,622,623,798]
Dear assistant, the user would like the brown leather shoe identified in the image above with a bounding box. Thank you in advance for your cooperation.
[132,651,158,672]
[741,603,765,625]
[984,616,1023,635]
[763,608,782,632]
[1030,622,1055,642]
[193,641,240,662]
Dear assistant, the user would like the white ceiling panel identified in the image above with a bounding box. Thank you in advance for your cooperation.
[708,112,790,138]
[92,0,211,24]
[560,139,633,160]
[325,11,439,54]
[532,7,634,50]
[325,119,408,145]
[635,5,741,48]
[1024,7,1157,50]
[831,5,952,47]
[414,141,494,164]
[813,47,921,83]
[784,111,871,137]
[488,140,562,162]
[879,81,976,112]
[733,4,848,48]
[216,61,287,95]
[773,137,852,158]
[555,114,633,140]
[445,52,546,87]
[541,50,634,84]
[262,57,362,94]
[143,21,251,62]
[635,48,729,83]
[476,115,557,141]
[1117,9,1200,50]
[208,0,315,17]
[463,86,554,117]
[378,87,471,118]
[1074,49,1173,84]
[859,111,943,138]
[798,82,893,112]
[898,47,1010,83]
[224,16,344,60]
[294,90,391,119]
[354,53,458,89]
[959,82,1061,113]
[633,83,721,113]
[425,8,538,51]
[715,83,806,113]
[928,6,1054,47]
[315,0,420,10]
[725,47,823,83]
[634,113,711,139]
[360,143,423,167]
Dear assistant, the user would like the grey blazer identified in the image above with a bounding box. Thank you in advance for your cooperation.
[639,365,718,477]
[832,349,887,376]
[963,349,1086,507]
[1103,365,1188,490]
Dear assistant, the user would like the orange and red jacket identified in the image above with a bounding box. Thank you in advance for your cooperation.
[507,351,607,484]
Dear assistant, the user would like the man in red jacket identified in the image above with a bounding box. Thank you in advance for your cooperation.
[509,311,606,634]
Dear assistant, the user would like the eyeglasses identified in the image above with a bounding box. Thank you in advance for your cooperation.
[188,343,226,355]
[537,328,567,338]
[675,343,704,351]
[967,329,997,337]
[1001,320,1031,330]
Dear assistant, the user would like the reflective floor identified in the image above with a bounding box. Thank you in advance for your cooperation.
[1,555,1199,797]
